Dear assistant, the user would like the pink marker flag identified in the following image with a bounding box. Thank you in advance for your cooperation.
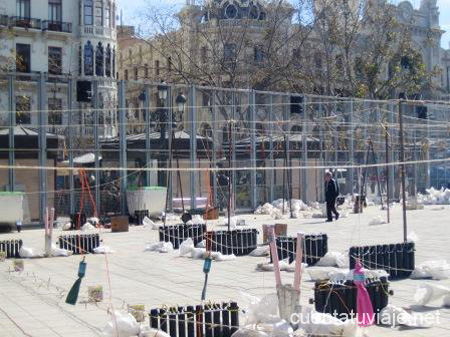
[354,259,375,326]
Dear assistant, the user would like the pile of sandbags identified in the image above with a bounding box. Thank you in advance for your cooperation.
[419,187,450,205]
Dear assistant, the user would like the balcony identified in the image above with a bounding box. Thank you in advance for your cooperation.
[82,25,116,39]
[10,16,42,30]
[43,20,72,33]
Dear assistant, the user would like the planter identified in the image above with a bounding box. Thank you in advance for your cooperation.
[272,234,328,266]
[208,229,259,256]
[149,302,239,337]
[349,242,415,280]
[159,223,206,249]
[126,187,167,217]
[312,277,391,321]
[58,234,100,254]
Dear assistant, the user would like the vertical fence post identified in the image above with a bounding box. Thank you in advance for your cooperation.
[284,95,291,204]
[250,90,257,210]
[7,75,15,192]
[349,99,354,196]
[38,72,47,226]
[301,96,308,202]
[388,102,395,200]
[144,84,152,186]
[189,85,197,211]
[118,80,127,215]
[68,77,75,215]
[231,90,236,212]
[93,80,100,213]
[269,93,274,203]
[167,86,174,213]
[212,91,218,207]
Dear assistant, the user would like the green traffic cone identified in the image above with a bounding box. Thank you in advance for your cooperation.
[66,258,87,305]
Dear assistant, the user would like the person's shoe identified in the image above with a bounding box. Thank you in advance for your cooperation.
[326,219,333,223]
[335,213,340,220]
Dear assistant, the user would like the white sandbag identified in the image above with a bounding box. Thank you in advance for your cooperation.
[297,308,358,337]
[139,326,171,337]
[196,240,206,248]
[307,267,342,281]
[215,253,237,261]
[368,216,386,226]
[249,245,270,257]
[240,292,279,326]
[379,304,429,328]
[407,231,419,243]
[191,248,206,260]
[410,260,450,280]
[88,217,100,225]
[81,223,96,231]
[316,252,346,267]
[231,329,269,337]
[145,242,174,253]
[19,246,42,258]
[62,222,72,231]
[94,245,115,254]
[414,283,450,306]
[51,244,73,257]
[102,311,140,337]
[142,216,158,230]
[179,238,195,256]
[139,325,170,337]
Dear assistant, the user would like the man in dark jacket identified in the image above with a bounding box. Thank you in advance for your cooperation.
[325,171,340,222]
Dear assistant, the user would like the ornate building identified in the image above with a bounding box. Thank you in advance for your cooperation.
[0,0,119,137]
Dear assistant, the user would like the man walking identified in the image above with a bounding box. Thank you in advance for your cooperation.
[325,171,340,222]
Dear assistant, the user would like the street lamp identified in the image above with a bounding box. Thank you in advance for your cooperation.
[157,81,168,102]
[175,93,187,126]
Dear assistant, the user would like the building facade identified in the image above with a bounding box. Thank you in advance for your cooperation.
[0,0,119,137]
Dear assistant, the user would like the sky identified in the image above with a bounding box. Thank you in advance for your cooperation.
[117,0,450,49]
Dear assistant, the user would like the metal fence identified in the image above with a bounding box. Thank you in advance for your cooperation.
[1,73,450,224]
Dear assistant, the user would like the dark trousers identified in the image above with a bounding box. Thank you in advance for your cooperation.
[326,199,339,221]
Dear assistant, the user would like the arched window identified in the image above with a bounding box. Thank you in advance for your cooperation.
[200,123,212,138]
[105,44,111,77]
[84,41,94,76]
[105,2,111,27]
[222,126,229,143]
[96,42,104,76]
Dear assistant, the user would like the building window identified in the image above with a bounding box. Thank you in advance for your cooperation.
[167,57,172,72]
[254,46,264,63]
[155,60,160,76]
[95,0,103,26]
[48,47,62,74]
[144,64,149,78]
[84,41,94,75]
[16,96,31,124]
[105,44,111,77]
[84,0,93,25]
[16,43,31,73]
[112,4,116,28]
[105,3,111,27]
[112,48,116,77]
[48,98,63,125]
[224,43,236,62]
[16,0,30,18]
[48,0,62,22]
[124,69,128,80]
[134,67,138,80]
[95,42,104,76]
[314,52,322,70]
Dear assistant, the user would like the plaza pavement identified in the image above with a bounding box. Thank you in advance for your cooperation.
[0,205,449,336]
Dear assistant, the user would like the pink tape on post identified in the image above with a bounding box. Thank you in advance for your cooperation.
[293,232,303,291]
[268,226,282,287]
